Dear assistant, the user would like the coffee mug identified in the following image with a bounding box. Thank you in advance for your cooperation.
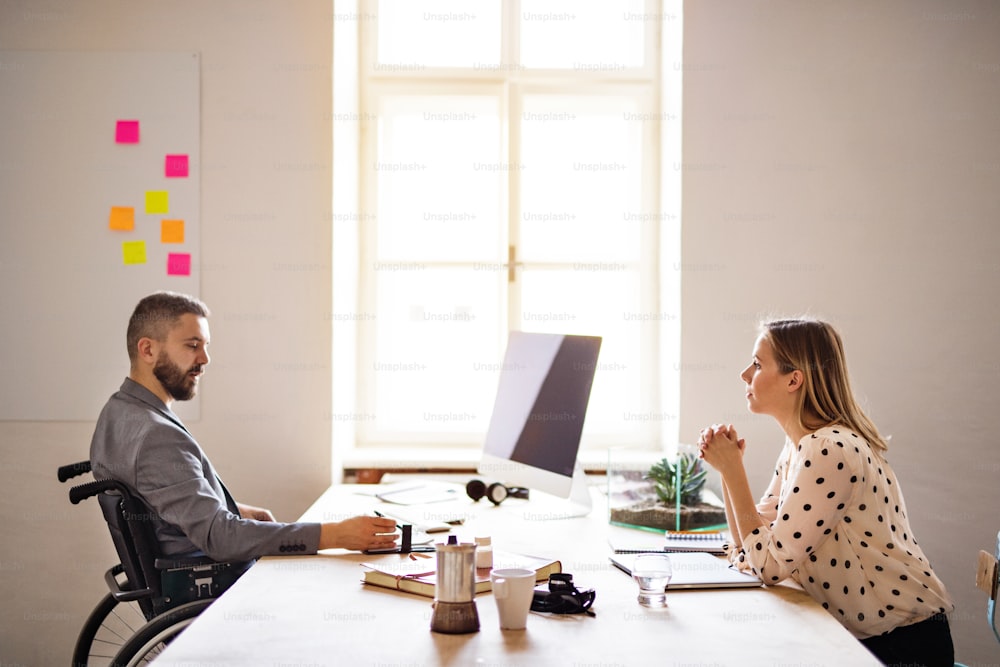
[490,568,536,630]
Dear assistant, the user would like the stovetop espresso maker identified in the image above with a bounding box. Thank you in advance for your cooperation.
[430,538,480,634]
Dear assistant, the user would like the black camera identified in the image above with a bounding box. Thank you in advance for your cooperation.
[530,572,596,616]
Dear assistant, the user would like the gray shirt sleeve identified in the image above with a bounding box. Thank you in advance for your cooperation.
[134,422,321,562]
[90,381,321,562]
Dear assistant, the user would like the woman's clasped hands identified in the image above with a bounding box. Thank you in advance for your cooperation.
[697,423,746,476]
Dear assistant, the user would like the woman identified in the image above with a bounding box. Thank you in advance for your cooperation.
[698,318,954,666]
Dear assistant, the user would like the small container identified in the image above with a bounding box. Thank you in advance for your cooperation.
[475,536,493,569]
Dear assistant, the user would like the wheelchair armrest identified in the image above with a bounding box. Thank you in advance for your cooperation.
[105,563,154,603]
[57,460,91,483]
[69,479,128,505]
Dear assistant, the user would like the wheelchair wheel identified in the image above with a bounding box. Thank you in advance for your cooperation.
[110,599,212,667]
[73,593,150,666]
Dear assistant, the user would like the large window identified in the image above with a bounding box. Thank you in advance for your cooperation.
[333,0,681,463]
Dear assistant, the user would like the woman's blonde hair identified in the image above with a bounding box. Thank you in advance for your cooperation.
[761,318,888,450]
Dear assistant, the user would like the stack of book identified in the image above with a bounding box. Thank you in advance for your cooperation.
[361,551,562,598]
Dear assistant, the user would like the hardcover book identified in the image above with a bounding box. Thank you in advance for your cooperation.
[361,551,562,599]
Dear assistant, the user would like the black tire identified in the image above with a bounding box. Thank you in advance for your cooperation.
[72,593,151,667]
[110,599,212,667]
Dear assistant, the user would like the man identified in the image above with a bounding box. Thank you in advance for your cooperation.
[90,291,397,562]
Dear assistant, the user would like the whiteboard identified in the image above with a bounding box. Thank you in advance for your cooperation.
[0,51,200,420]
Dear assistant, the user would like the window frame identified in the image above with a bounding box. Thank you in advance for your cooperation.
[332,0,682,474]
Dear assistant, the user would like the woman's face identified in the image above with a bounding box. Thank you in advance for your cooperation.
[739,334,796,418]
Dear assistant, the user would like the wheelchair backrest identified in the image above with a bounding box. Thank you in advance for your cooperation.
[97,489,164,617]
[62,459,250,618]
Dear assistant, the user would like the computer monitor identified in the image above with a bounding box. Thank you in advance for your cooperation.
[477,331,602,519]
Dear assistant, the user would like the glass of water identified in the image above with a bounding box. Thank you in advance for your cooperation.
[633,553,672,607]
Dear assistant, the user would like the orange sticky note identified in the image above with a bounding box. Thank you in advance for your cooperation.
[161,219,184,243]
[122,240,147,265]
[109,206,135,231]
[146,191,168,214]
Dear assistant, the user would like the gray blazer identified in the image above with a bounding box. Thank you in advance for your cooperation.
[90,378,320,561]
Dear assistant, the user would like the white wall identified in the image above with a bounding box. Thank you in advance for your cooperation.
[0,2,333,664]
[681,1,1000,663]
[2,0,998,664]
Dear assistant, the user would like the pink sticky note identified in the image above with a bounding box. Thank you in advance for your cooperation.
[165,154,189,178]
[116,120,140,144]
[167,253,192,276]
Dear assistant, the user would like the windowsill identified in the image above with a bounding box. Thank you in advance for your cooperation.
[340,445,662,475]
[342,447,481,473]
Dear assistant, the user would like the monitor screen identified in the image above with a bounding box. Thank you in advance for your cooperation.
[478,331,602,500]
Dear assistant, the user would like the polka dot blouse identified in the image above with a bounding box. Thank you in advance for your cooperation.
[731,426,953,639]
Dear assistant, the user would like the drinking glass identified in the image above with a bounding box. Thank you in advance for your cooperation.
[632,553,672,607]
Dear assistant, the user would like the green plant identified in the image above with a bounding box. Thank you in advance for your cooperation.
[645,453,708,506]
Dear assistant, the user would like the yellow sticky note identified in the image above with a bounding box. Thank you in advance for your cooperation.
[109,206,135,231]
[161,219,185,244]
[122,240,147,265]
[145,190,169,214]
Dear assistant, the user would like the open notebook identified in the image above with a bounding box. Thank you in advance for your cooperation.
[609,552,760,590]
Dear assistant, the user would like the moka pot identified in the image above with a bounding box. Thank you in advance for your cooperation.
[430,540,480,634]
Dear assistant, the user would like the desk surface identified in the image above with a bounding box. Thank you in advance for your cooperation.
[154,484,880,666]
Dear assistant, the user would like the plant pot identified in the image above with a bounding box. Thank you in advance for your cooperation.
[609,500,728,532]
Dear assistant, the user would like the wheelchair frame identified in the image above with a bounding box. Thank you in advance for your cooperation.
[59,460,249,666]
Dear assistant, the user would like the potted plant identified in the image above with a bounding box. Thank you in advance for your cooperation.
[608,451,727,531]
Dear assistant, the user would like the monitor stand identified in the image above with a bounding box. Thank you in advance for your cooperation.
[520,464,593,521]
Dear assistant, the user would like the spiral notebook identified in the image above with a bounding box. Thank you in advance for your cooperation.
[608,530,728,555]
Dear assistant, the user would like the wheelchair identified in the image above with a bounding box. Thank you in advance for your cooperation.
[59,461,250,666]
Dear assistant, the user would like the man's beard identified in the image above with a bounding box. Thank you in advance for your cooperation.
[153,351,202,401]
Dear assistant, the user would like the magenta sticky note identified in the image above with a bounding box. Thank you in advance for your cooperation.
[165,154,189,178]
[167,253,192,276]
[116,120,140,144]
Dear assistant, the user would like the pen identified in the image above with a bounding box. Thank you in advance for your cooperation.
[374,510,402,526]
[374,510,403,534]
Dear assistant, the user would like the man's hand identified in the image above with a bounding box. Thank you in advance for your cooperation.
[320,516,398,552]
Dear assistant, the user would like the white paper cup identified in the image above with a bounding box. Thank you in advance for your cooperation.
[490,568,535,630]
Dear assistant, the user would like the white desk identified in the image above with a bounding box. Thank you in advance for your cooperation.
[154,485,881,666]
